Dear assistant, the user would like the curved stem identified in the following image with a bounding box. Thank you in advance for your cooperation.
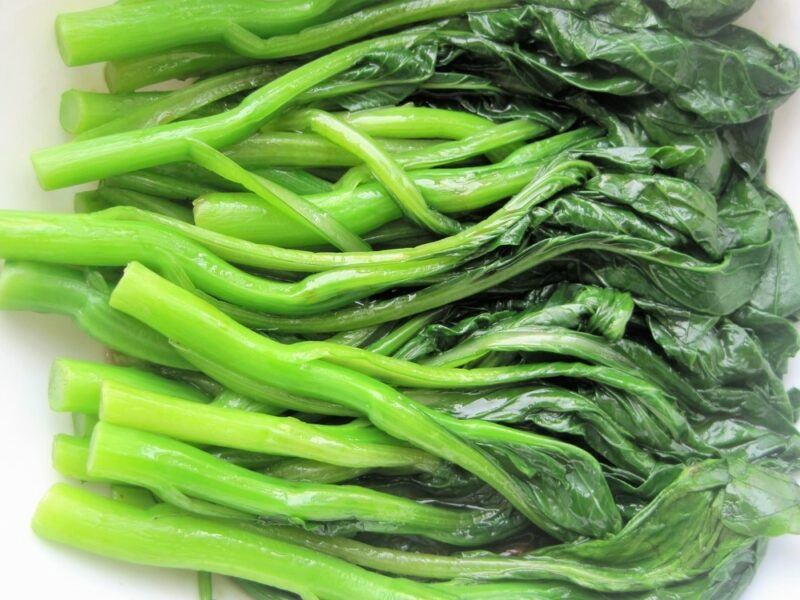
[221,0,514,59]
[304,109,463,235]
[230,229,753,333]
[0,261,189,368]
[78,64,292,140]
[0,212,460,315]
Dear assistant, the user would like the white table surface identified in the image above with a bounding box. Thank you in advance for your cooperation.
[0,0,797,597]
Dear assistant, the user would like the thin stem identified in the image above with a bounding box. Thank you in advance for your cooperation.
[337,119,551,189]
[198,572,214,600]
[220,0,514,60]
[228,230,735,333]
[195,128,600,247]
[366,310,444,356]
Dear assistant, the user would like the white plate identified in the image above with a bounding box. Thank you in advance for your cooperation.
[0,0,797,597]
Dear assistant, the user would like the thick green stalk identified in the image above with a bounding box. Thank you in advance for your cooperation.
[56,0,341,65]
[48,358,208,415]
[176,346,352,416]
[303,109,463,235]
[193,163,537,246]
[87,423,507,545]
[76,67,469,139]
[99,381,441,473]
[101,1,388,91]
[32,30,434,189]
[109,263,619,540]
[60,90,162,135]
[0,261,189,368]
[273,105,493,140]
[0,212,458,315]
[186,139,370,252]
[33,484,450,600]
[110,485,157,509]
[52,435,92,481]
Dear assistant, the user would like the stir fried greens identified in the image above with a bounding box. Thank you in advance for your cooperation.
[2,0,799,598]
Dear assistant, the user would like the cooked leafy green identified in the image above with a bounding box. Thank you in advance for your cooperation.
[4,1,799,599]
